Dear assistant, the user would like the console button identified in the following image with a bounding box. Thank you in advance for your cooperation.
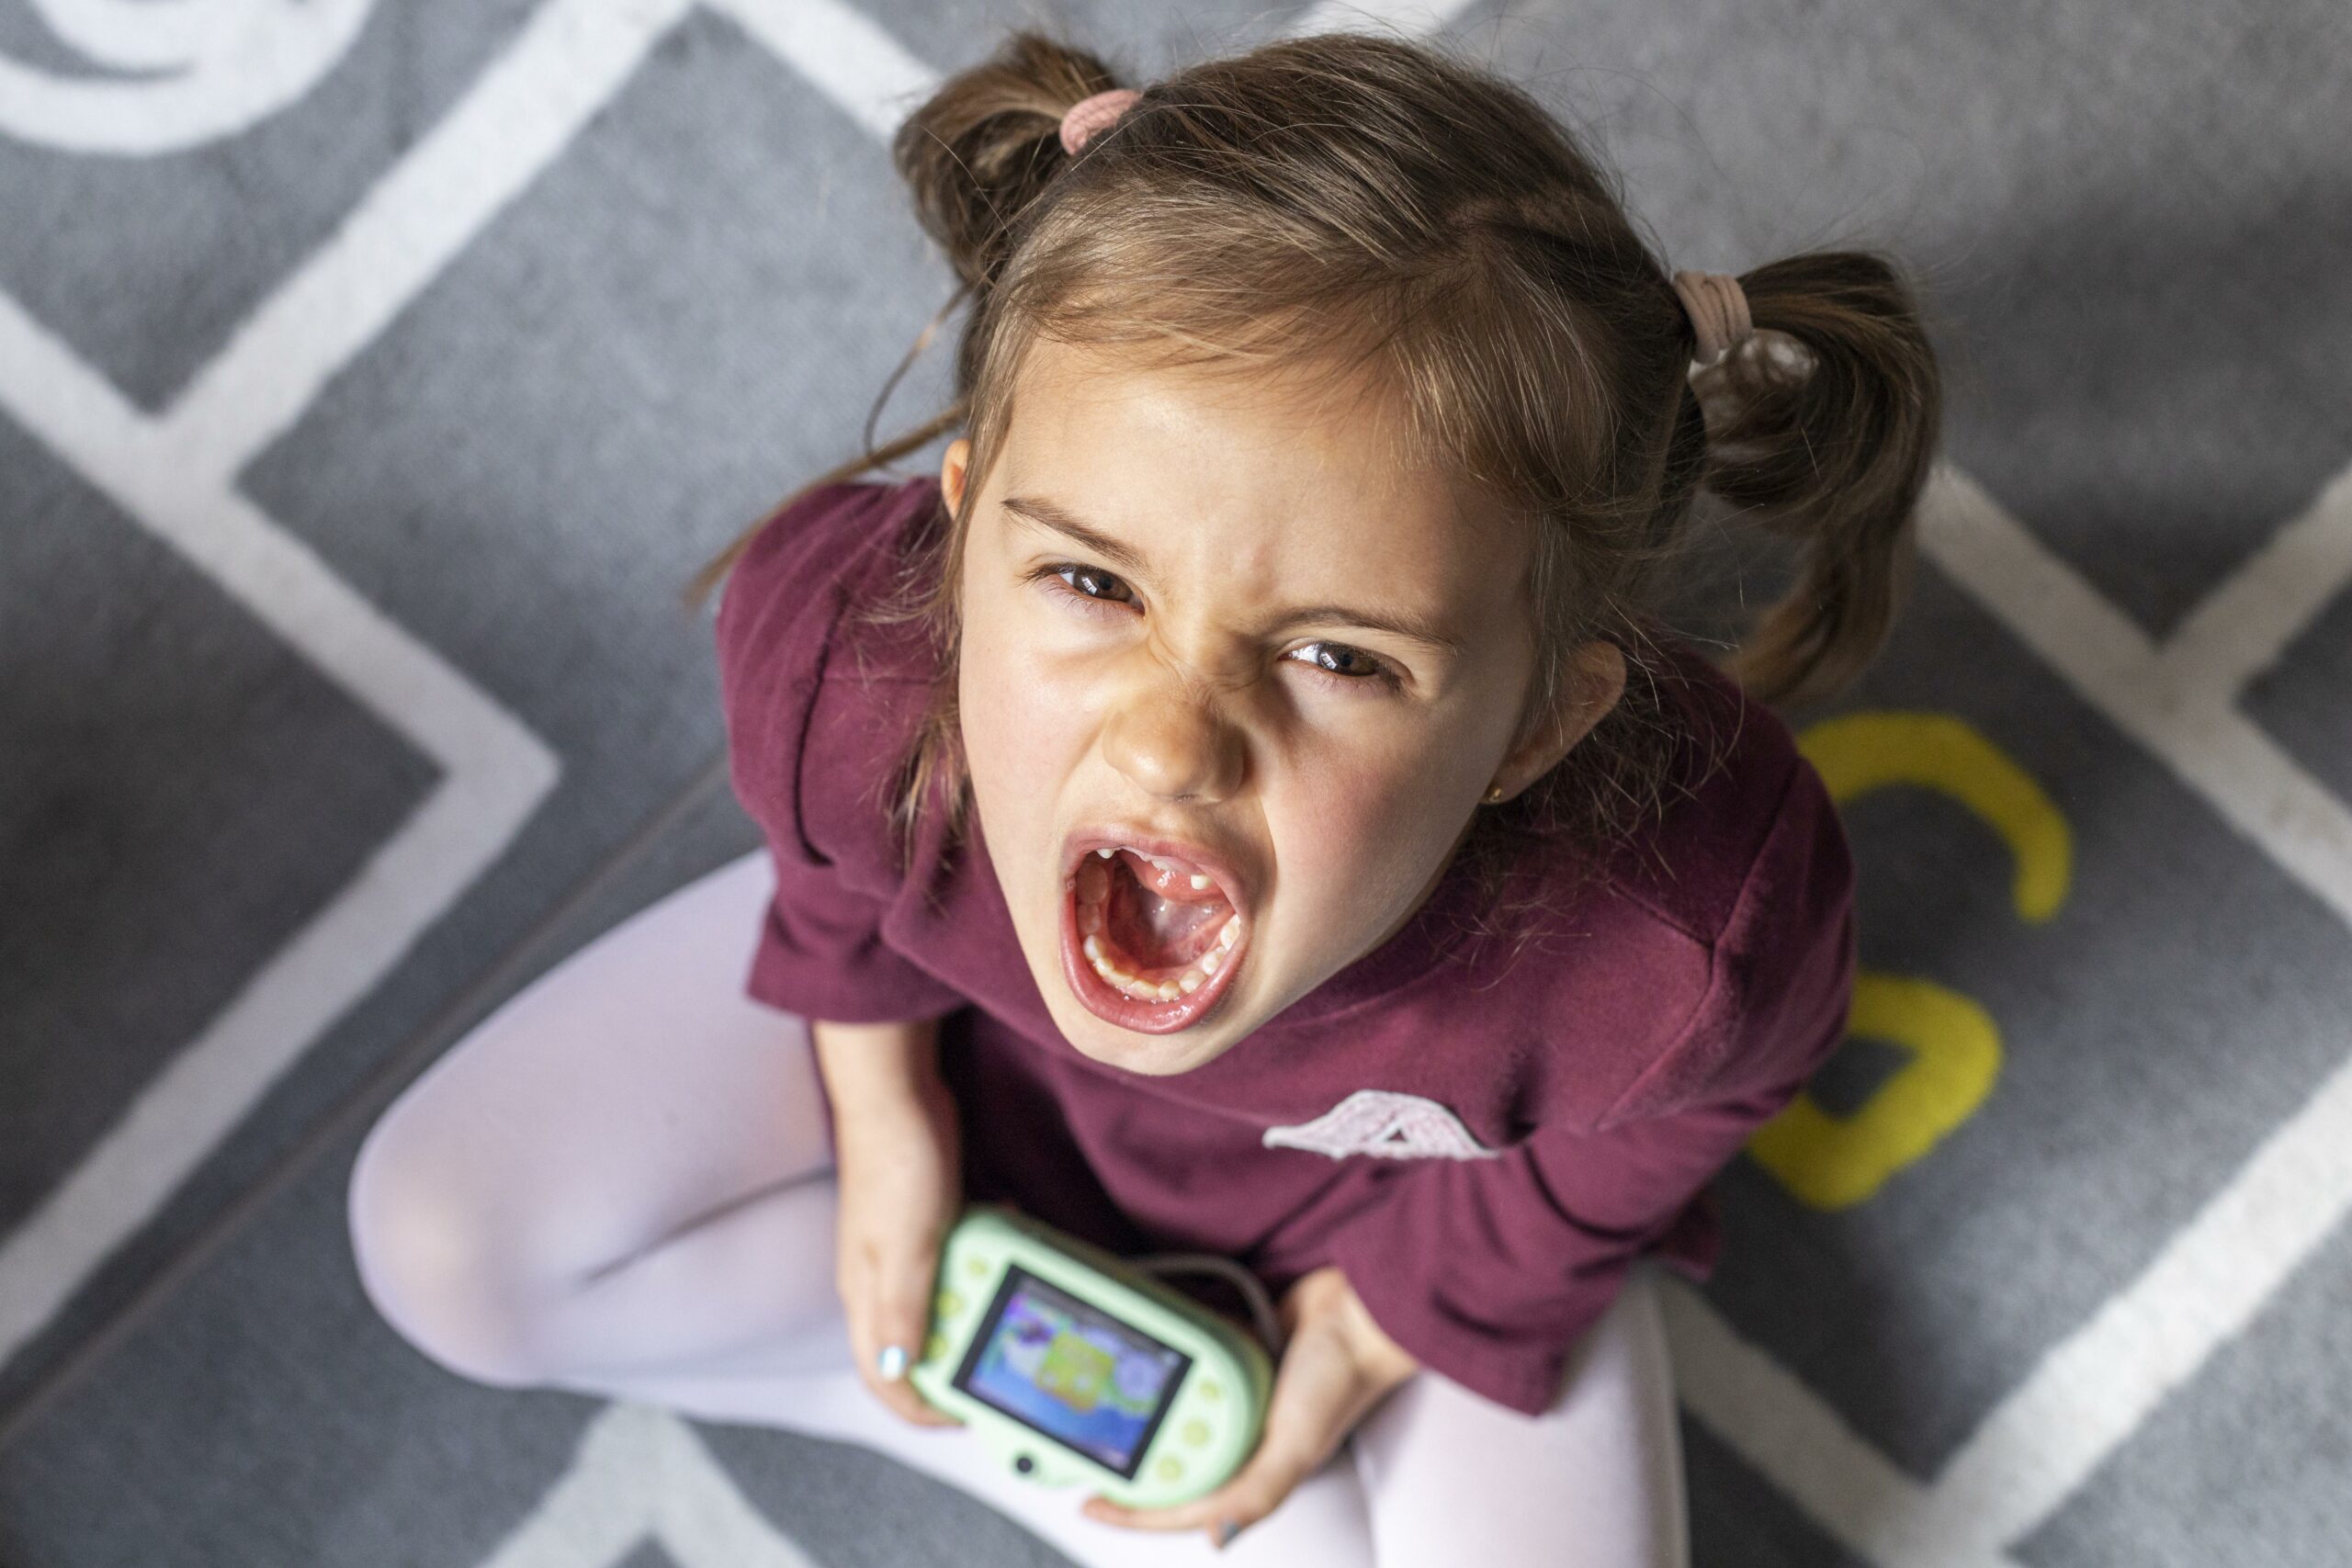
[966,1257,990,1279]
[924,1332,949,1362]
[1153,1456,1185,1482]
[1181,1419,1211,1446]
[935,1289,965,1318]
[1015,1453,1035,1475]
[1198,1379,1223,1402]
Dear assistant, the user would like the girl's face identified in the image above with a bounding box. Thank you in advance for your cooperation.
[948,339,1622,1077]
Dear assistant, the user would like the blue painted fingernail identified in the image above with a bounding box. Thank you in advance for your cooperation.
[876,1343,909,1381]
[1215,1519,1240,1549]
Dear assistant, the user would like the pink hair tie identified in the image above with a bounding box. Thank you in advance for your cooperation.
[1672,269,1754,367]
[1059,87,1141,155]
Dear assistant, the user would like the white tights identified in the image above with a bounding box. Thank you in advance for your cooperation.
[346,850,1690,1566]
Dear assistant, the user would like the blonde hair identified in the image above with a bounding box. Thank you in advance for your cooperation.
[686,28,1945,947]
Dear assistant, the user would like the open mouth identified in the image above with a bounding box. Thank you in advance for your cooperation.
[1057,842,1249,1035]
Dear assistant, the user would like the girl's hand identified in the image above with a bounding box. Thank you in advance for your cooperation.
[831,1073,967,1428]
[1080,1265,1419,1549]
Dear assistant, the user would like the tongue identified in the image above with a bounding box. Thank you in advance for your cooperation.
[1108,850,1230,973]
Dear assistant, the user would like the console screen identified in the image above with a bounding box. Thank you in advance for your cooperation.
[952,1265,1193,1476]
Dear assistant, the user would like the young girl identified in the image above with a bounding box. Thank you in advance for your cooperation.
[346,28,1939,1567]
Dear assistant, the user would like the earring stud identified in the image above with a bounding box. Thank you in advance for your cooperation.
[1485,784,1505,803]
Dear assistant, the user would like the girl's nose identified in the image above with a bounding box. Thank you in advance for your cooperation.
[1099,688,1246,805]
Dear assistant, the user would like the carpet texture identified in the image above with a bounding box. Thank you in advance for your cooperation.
[3,0,2347,1563]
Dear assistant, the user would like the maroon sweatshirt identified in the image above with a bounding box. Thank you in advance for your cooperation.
[715,475,1857,1417]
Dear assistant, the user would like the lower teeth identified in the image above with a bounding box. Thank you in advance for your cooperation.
[1081,928,1237,1005]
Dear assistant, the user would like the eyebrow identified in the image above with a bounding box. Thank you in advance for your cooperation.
[1001,494,1468,657]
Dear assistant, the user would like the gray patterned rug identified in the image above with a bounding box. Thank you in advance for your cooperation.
[3,1,2348,1564]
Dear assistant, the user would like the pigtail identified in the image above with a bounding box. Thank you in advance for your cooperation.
[1694,251,1945,710]
[893,30,1127,295]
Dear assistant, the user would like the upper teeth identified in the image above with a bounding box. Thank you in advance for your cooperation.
[1091,845,1214,889]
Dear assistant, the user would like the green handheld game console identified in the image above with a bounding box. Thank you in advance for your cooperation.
[909,1203,1273,1507]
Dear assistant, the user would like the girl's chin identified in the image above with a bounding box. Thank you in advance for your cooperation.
[1059,1014,1236,1077]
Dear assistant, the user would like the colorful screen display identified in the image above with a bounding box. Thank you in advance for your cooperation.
[952,1265,1192,1476]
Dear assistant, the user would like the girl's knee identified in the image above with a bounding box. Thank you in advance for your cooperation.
[345,1094,557,1390]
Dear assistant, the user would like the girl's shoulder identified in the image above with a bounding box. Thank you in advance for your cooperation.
[1571,628,1830,953]
[714,474,946,897]
[1563,632,1855,1124]
[714,474,942,680]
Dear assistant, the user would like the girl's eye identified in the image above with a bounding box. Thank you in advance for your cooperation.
[1285,641,1404,694]
[1025,561,1392,691]
[1030,560,1136,611]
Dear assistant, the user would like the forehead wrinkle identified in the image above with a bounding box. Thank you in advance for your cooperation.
[1268,597,1466,657]
[1001,495,1151,577]
[999,493,1468,659]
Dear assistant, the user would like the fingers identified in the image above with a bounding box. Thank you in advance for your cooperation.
[857,1320,959,1427]
[848,1330,957,1425]
[875,1251,963,1427]
[871,1253,937,1372]
[843,1240,962,1427]
[1080,1446,1307,1547]
[1085,1285,1391,1548]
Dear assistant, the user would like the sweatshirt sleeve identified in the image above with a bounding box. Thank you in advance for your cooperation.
[1321,759,1858,1416]
[713,483,970,1026]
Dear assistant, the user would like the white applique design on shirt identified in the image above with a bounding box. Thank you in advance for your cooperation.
[1261,1089,1502,1161]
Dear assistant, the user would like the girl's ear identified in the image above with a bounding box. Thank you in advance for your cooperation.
[940,437,972,516]
[1493,640,1625,801]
